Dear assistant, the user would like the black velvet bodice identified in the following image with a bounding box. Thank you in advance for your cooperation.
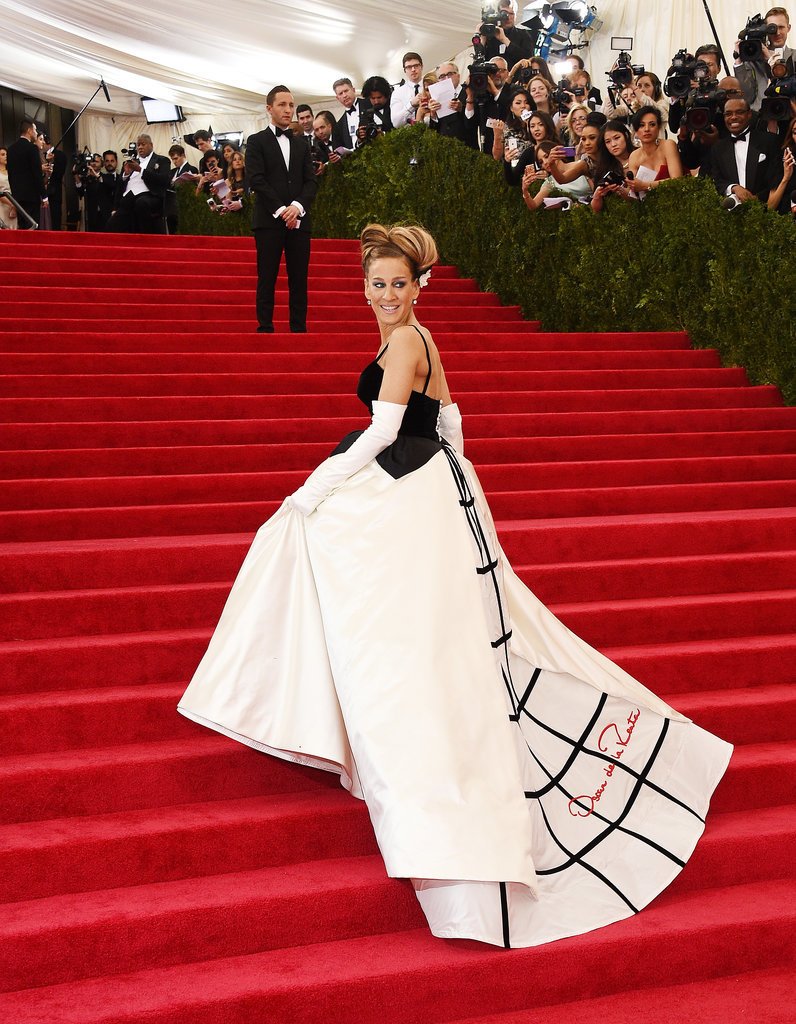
[356,358,441,442]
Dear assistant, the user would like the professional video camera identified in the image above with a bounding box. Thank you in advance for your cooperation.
[71,147,94,181]
[760,74,796,119]
[121,142,139,160]
[683,73,726,132]
[479,2,510,38]
[664,50,699,97]
[607,51,645,89]
[736,13,780,62]
[358,109,382,143]
[468,35,499,104]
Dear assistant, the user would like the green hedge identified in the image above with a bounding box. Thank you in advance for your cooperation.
[178,128,796,402]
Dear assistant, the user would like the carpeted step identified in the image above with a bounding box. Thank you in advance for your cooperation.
[4,455,795,514]
[4,624,794,699]
[6,407,795,451]
[0,879,792,1024]
[604,635,796,694]
[1,675,791,758]
[0,347,723,374]
[0,790,377,904]
[3,430,794,480]
[2,389,783,429]
[0,734,339,824]
[0,367,753,400]
[522,549,796,603]
[0,854,424,993]
[4,330,689,354]
[5,478,795,542]
[442,966,796,1024]
[497,508,796,563]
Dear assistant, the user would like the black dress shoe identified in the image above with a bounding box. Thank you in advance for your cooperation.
[256,325,274,333]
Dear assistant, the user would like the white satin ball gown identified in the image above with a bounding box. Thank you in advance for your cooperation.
[178,326,732,948]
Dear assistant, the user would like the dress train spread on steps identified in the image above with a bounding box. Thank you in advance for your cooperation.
[178,417,732,947]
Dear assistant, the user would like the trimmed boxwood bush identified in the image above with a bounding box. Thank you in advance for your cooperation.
[178,127,796,402]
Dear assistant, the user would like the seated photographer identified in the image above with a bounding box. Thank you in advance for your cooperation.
[590,121,639,212]
[626,108,684,195]
[522,139,592,209]
[106,134,171,234]
[768,113,796,209]
[480,1,536,68]
[708,95,783,203]
[562,104,590,149]
[734,7,794,110]
[357,76,394,143]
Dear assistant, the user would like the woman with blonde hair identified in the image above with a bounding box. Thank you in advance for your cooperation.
[179,223,731,949]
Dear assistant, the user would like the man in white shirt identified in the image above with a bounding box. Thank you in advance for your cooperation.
[106,134,171,233]
[390,53,425,128]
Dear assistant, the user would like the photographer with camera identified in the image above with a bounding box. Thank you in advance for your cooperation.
[464,55,512,154]
[73,151,103,231]
[734,8,794,110]
[479,1,537,69]
[708,95,783,204]
[604,72,669,136]
[357,76,394,145]
[106,134,171,234]
[311,111,341,175]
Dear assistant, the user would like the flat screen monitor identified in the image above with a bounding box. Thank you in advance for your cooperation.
[141,98,186,124]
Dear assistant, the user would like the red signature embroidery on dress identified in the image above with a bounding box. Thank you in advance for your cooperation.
[568,708,640,817]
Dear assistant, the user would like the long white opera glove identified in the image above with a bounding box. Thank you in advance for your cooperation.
[289,400,407,515]
[438,402,464,455]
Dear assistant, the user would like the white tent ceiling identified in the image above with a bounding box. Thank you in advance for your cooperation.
[2,1,744,121]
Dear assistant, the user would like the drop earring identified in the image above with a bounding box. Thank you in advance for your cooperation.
[366,299,371,305]
[412,299,418,305]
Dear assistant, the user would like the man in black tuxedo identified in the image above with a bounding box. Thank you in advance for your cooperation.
[106,134,172,233]
[429,62,478,147]
[331,78,372,151]
[165,144,199,234]
[246,85,317,333]
[6,119,47,229]
[708,97,783,204]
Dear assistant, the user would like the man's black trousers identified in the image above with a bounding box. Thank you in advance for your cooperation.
[253,222,311,331]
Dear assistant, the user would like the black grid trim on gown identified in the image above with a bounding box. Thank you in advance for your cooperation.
[441,445,700,934]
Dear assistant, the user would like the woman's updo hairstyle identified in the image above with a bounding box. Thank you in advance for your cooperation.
[360,224,438,281]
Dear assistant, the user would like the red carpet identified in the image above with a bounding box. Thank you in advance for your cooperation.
[0,230,794,1023]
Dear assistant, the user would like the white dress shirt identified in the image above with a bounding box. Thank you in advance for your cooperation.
[269,123,305,221]
[124,150,154,196]
[728,131,750,193]
[391,81,421,128]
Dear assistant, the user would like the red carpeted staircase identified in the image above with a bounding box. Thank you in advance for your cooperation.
[0,231,795,1024]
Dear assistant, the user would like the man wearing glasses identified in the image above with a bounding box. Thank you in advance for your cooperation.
[391,52,426,127]
[428,63,477,147]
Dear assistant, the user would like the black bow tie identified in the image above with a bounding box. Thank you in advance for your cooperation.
[274,127,291,138]
[732,130,750,144]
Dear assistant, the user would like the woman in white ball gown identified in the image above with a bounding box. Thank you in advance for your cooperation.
[178,224,732,948]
